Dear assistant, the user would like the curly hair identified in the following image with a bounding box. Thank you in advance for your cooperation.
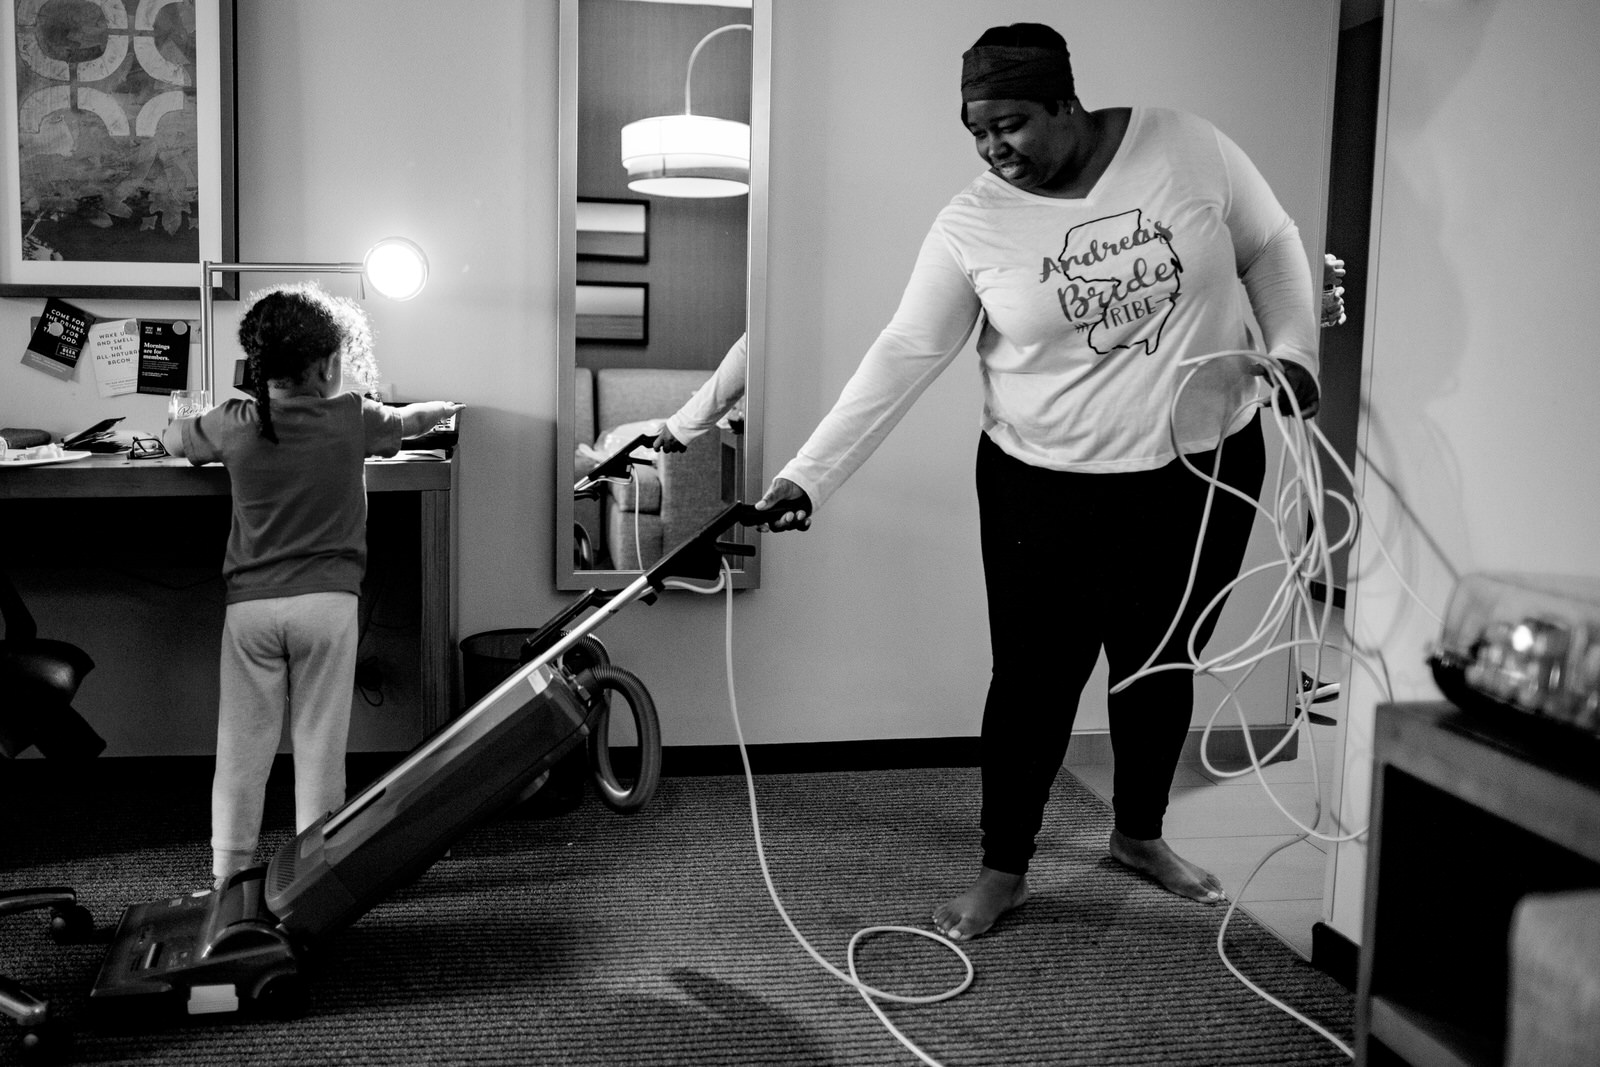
[237,281,379,442]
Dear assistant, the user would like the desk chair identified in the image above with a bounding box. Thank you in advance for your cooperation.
[1,569,101,1058]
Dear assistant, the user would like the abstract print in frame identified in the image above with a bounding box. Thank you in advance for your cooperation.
[0,0,236,297]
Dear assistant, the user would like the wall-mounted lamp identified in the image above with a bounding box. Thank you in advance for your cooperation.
[198,236,429,398]
[619,23,752,198]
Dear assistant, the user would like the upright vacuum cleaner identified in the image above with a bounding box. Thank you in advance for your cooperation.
[88,502,767,1023]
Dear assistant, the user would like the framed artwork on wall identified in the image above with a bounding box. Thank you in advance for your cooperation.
[0,0,238,299]
[575,281,648,344]
[576,197,648,262]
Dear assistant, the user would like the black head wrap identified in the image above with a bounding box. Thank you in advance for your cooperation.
[960,24,1075,105]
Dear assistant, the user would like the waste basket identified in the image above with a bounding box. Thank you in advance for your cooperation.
[459,628,587,815]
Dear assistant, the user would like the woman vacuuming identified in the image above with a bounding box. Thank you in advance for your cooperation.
[758,22,1319,940]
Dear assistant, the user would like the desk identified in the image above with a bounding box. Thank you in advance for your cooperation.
[0,454,455,742]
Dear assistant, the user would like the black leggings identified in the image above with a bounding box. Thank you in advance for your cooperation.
[975,414,1265,873]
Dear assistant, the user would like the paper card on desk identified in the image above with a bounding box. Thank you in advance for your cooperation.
[21,297,92,381]
[89,319,140,397]
[137,320,190,395]
[381,449,448,462]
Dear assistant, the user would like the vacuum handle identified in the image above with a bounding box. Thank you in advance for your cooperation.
[640,501,775,588]
[729,502,788,528]
[574,431,656,494]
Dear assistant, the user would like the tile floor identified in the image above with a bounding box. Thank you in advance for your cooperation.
[1064,718,1341,960]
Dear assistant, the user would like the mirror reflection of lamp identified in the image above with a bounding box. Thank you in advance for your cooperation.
[198,237,430,397]
[619,23,752,198]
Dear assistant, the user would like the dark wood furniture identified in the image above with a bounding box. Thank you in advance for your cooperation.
[0,454,454,739]
[1357,701,1600,1065]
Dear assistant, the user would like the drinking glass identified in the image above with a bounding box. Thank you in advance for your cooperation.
[168,390,211,422]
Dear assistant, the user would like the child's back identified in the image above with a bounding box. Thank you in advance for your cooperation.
[180,392,401,604]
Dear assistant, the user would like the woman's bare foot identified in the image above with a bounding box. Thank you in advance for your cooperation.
[1108,830,1227,903]
[932,866,1029,941]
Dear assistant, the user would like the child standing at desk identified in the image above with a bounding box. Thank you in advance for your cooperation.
[163,281,461,887]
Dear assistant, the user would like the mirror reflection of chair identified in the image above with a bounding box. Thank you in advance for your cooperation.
[574,367,732,571]
[1,569,102,1059]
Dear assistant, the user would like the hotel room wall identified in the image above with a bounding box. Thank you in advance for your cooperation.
[0,0,1336,756]
[708,0,1336,744]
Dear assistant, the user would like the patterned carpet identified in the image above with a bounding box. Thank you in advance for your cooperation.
[2,760,1352,1065]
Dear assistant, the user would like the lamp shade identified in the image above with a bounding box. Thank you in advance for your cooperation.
[620,114,750,197]
[363,236,429,300]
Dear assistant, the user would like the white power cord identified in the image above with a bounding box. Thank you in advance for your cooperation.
[1103,350,1448,1059]
[633,482,645,571]
[671,564,972,1067]
[661,351,1445,1063]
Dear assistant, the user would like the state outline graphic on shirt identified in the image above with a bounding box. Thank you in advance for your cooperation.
[1039,208,1183,357]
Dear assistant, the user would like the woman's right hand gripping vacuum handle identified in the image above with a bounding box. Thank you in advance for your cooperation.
[755,477,813,532]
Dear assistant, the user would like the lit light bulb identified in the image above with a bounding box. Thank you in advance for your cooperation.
[364,237,429,301]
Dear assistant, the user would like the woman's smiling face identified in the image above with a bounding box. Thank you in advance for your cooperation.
[964,98,1082,194]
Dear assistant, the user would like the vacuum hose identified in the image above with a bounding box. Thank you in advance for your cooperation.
[576,664,661,812]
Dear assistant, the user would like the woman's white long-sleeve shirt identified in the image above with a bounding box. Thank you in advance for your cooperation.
[664,332,748,445]
[777,107,1318,511]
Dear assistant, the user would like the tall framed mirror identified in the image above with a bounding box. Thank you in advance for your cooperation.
[556,0,770,590]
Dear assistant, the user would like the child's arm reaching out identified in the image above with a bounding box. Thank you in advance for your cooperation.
[162,420,189,458]
[395,401,463,438]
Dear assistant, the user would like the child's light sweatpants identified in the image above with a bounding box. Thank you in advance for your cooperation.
[211,591,358,881]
